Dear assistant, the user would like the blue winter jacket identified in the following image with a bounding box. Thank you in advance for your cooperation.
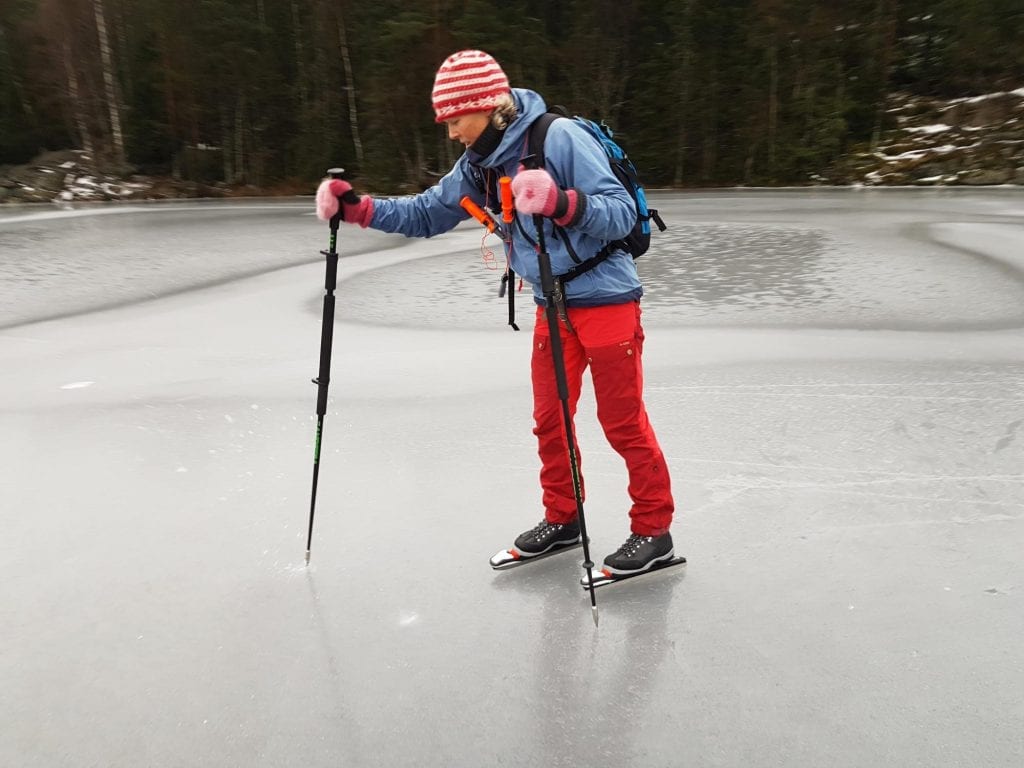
[370,88,643,307]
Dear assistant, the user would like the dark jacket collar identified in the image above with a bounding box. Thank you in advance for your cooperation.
[467,121,505,160]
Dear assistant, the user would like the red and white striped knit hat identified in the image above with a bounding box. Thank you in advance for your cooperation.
[431,50,511,123]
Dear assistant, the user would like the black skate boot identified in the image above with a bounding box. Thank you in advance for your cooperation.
[515,519,581,555]
[581,532,686,589]
[602,532,675,575]
[489,519,581,569]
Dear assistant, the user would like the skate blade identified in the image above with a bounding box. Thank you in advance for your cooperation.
[580,555,687,590]
[490,540,582,570]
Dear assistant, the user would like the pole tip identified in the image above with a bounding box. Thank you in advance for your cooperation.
[304,550,311,566]
[592,605,599,627]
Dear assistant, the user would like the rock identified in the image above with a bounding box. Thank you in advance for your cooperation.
[856,89,1024,186]
[960,168,1013,185]
[941,92,1024,129]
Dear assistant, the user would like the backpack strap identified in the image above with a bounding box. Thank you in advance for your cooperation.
[525,109,588,265]
[554,242,618,283]
[526,111,563,169]
[526,107,639,278]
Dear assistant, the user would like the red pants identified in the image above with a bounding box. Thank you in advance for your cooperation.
[532,302,674,536]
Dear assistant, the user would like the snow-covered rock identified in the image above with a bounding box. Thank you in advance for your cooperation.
[839,88,1024,186]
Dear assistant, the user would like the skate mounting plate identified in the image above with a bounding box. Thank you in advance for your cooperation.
[580,555,687,590]
[489,541,582,570]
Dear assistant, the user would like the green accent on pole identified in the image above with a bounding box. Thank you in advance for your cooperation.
[314,423,322,461]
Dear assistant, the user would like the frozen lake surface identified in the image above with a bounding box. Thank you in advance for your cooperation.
[2,189,1022,767]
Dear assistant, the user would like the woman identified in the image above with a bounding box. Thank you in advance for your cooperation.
[317,50,675,575]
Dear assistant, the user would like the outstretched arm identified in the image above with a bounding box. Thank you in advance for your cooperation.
[316,160,479,238]
[370,163,478,238]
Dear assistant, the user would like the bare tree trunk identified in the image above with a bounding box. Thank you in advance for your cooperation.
[291,0,308,114]
[93,0,125,166]
[412,128,424,188]
[335,2,364,168]
[605,4,635,125]
[768,34,778,170]
[221,103,232,183]
[673,55,691,186]
[63,36,94,157]
[672,1,693,186]
[384,102,415,184]
[702,60,719,181]
[235,93,246,184]
[674,122,688,186]
[870,0,898,152]
[110,0,131,105]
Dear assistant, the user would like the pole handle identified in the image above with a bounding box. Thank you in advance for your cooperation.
[499,176,514,223]
[459,196,497,233]
[326,166,361,206]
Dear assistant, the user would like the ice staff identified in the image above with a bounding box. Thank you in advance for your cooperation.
[530,210,600,625]
[305,167,354,565]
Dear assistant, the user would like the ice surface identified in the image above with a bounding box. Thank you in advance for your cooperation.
[1,189,1022,767]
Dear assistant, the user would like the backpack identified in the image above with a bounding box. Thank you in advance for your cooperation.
[527,107,666,280]
[467,107,666,331]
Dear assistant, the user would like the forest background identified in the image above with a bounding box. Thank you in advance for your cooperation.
[1,0,1023,198]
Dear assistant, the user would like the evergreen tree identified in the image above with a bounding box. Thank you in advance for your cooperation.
[1,0,1020,189]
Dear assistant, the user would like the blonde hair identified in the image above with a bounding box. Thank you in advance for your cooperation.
[490,93,518,130]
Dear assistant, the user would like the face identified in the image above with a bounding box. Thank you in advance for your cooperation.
[444,111,491,147]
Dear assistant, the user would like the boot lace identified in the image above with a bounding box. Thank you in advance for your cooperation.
[528,520,562,542]
[614,533,653,557]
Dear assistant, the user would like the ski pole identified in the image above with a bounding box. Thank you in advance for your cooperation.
[305,166,352,565]
[531,213,600,625]
[499,177,519,331]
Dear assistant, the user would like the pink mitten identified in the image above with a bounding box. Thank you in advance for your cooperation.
[315,179,340,220]
[315,179,375,226]
[511,169,561,216]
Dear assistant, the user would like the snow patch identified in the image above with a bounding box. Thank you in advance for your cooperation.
[905,124,950,135]
[948,89,1024,105]
[880,144,963,161]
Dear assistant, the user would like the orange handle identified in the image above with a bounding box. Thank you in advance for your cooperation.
[499,176,514,223]
[459,196,496,233]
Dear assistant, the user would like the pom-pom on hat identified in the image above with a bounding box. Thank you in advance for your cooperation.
[431,50,511,123]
